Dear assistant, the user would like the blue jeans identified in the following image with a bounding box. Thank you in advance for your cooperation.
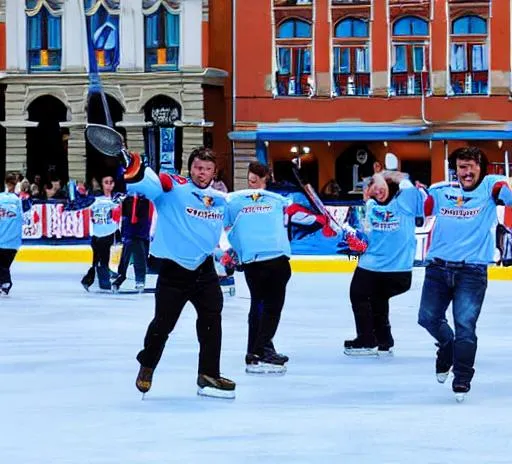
[418,261,488,384]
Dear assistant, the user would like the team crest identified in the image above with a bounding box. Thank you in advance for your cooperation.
[445,194,470,207]
[192,191,215,208]
[249,192,262,202]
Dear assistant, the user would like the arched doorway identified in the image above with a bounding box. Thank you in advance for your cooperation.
[143,95,183,174]
[26,95,69,184]
[86,93,125,185]
[335,144,376,198]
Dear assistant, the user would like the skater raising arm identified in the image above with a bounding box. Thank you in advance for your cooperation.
[344,168,425,357]
[417,146,511,402]
[122,147,236,399]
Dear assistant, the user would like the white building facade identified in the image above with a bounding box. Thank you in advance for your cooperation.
[1,0,224,183]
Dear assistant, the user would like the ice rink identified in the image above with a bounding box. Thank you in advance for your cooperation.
[1,263,512,464]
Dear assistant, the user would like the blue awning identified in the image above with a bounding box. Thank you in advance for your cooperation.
[256,123,428,142]
[228,131,257,141]
[431,130,512,140]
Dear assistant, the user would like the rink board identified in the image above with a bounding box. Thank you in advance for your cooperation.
[15,246,512,280]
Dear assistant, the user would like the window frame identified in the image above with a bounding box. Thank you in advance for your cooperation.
[86,3,120,72]
[144,6,180,72]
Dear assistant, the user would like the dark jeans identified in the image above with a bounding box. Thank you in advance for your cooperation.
[0,248,17,289]
[82,233,116,289]
[350,267,412,346]
[418,261,488,384]
[244,256,292,357]
[136,256,223,377]
[116,238,148,285]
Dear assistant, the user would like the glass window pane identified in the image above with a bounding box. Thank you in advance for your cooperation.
[278,20,295,38]
[353,19,369,38]
[356,47,369,72]
[335,19,352,38]
[295,20,312,38]
[392,45,407,72]
[339,48,349,73]
[302,48,311,73]
[472,44,488,71]
[450,43,467,71]
[413,46,424,72]
[393,16,428,36]
[452,16,469,34]
[469,16,487,34]
[278,48,291,74]
[166,13,179,46]
[47,15,61,50]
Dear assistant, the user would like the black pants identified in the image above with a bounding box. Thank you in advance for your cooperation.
[115,238,147,285]
[244,256,292,357]
[82,233,115,289]
[136,256,223,377]
[349,267,412,347]
[0,248,17,289]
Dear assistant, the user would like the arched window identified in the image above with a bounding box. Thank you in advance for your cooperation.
[393,16,428,36]
[275,19,313,96]
[332,18,370,96]
[26,0,63,72]
[452,15,487,35]
[277,18,312,39]
[84,1,120,72]
[390,16,430,96]
[144,0,181,72]
[449,15,488,95]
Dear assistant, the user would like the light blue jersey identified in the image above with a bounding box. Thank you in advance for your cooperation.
[89,196,121,238]
[0,192,24,250]
[358,180,424,272]
[225,189,292,264]
[426,175,512,264]
[127,168,227,270]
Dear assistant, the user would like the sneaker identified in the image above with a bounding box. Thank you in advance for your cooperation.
[453,380,470,403]
[344,338,378,356]
[136,366,154,394]
[245,352,287,375]
[436,342,452,384]
[197,374,236,399]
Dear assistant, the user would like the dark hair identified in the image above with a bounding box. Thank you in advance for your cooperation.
[5,172,17,186]
[187,147,217,172]
[448,146,488,173]
[248,161,270,180]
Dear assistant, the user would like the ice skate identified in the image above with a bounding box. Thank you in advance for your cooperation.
[377,343,394,357]
[111,283,120,294]
[453,381,470,403]
[245,352,287,375]
[1,282,11,296]
[197,374,236,399]
[435,342,452,384]
[136,366,154,394]
[135,282,145,293]
[344,338,378,356]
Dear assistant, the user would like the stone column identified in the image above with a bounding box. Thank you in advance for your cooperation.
[6,0,26,72]
[181,0,203,70]
[119,113,146,155]
[181,127,204,174]
[66,125,87,181]
[5,126,28,175]
[233,141,256,191]
[119,0,144,72]
[62,0,87,72]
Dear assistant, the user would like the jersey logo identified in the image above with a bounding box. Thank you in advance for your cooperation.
[0,207,16,219]
[171,174,188,185]
[248,192,262,202]
[192,192,215,208]
[445,193,471,207]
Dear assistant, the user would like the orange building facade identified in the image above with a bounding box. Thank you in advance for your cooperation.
[229,0,512,201]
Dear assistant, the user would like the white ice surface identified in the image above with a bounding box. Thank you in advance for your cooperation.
[1,263,512,464]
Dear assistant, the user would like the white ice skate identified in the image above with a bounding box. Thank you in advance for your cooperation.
[245,362,287,375]
[454,392,467,403]
[197,375,236,399]
[344,347,378,357]
[436,370,450,384]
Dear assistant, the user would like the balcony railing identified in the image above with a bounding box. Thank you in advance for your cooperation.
[274,0,313,6]
[333,73,370,96]
[332,0,371,5]
[276,74,312,96]
[450,71,488,95]
[390,72,429,96]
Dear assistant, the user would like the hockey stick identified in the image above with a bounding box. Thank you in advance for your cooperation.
[83,8,124,157]
[291,158,356,235]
